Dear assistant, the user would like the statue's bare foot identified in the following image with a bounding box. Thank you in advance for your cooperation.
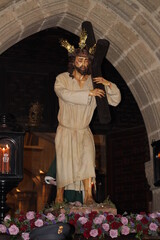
[55,198,63,204]
[84,196,95,205]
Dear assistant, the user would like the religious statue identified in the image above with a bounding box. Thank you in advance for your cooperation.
[45,22,121,205]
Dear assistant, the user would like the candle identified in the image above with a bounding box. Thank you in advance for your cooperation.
[5,144,10,173]
[156,152,160,159]
[2,148,5,173]
[0,147,2,173]
[2,145,10,174]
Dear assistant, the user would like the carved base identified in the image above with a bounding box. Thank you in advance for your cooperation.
[66,203,117,215]
[45,202,117,215]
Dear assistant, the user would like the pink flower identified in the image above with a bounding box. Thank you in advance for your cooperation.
[136,214,143,221]
[98,214,106,221]
[149,222,158,231]
[149,213,157,219]
[121,217,128,225]
[109,229,118,238]
[22,232,30,240]
[121,225,130,235]
[78,217,88,225]
[156,211,160,217]
[8,224,19,235]
[4,214,11,222]
[0,224,7,233]
[102,223,109,232]
[26,211,35,220]
[35,219,44,227]
[90,229,98,237]
[58,213,65,222]
[93,216,103,225]
[85,209,91,214]
[46,213,55,221]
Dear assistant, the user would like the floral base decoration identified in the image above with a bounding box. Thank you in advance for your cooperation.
[44,199,117,216]
[0,201,160,240]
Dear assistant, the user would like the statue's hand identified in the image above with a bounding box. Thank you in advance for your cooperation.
[93,77,111,87]
[89,88,105,98]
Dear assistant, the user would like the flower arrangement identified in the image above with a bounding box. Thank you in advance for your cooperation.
[0,206,160,240]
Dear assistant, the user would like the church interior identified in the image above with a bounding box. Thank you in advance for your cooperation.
[0,0,160,230]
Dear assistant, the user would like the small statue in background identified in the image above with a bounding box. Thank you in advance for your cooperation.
[28,101,43,127]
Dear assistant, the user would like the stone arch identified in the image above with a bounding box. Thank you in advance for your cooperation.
[0,0,160,209]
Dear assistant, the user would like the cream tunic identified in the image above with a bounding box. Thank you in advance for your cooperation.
[54,72,121,190]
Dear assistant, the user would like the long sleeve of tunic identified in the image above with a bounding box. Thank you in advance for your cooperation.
[54,72,121,190]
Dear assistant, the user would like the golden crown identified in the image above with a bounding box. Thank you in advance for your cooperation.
[60,29,96,55]
[78,29,87,49]
[59,39,75,54]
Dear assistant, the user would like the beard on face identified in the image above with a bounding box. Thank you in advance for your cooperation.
[74,65,89,76]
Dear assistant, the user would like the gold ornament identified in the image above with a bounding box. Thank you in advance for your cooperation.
[58,225,63,234]
[59,39,75,53]
[78,29,87,49]
[89,43,96,55]
[60,29,96,55]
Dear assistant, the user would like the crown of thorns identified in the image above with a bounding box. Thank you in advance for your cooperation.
[60,29,96,55]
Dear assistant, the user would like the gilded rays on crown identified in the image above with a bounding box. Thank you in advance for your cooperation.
[60,29,96,55]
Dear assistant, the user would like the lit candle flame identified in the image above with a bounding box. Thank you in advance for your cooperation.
[39,170,44,174]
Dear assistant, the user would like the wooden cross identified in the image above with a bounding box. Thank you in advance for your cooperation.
[82,21,111,124]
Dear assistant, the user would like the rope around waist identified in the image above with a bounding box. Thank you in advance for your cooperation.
[59,123,89,131]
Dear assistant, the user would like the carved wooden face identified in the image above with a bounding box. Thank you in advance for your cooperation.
[74,55,89,75]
